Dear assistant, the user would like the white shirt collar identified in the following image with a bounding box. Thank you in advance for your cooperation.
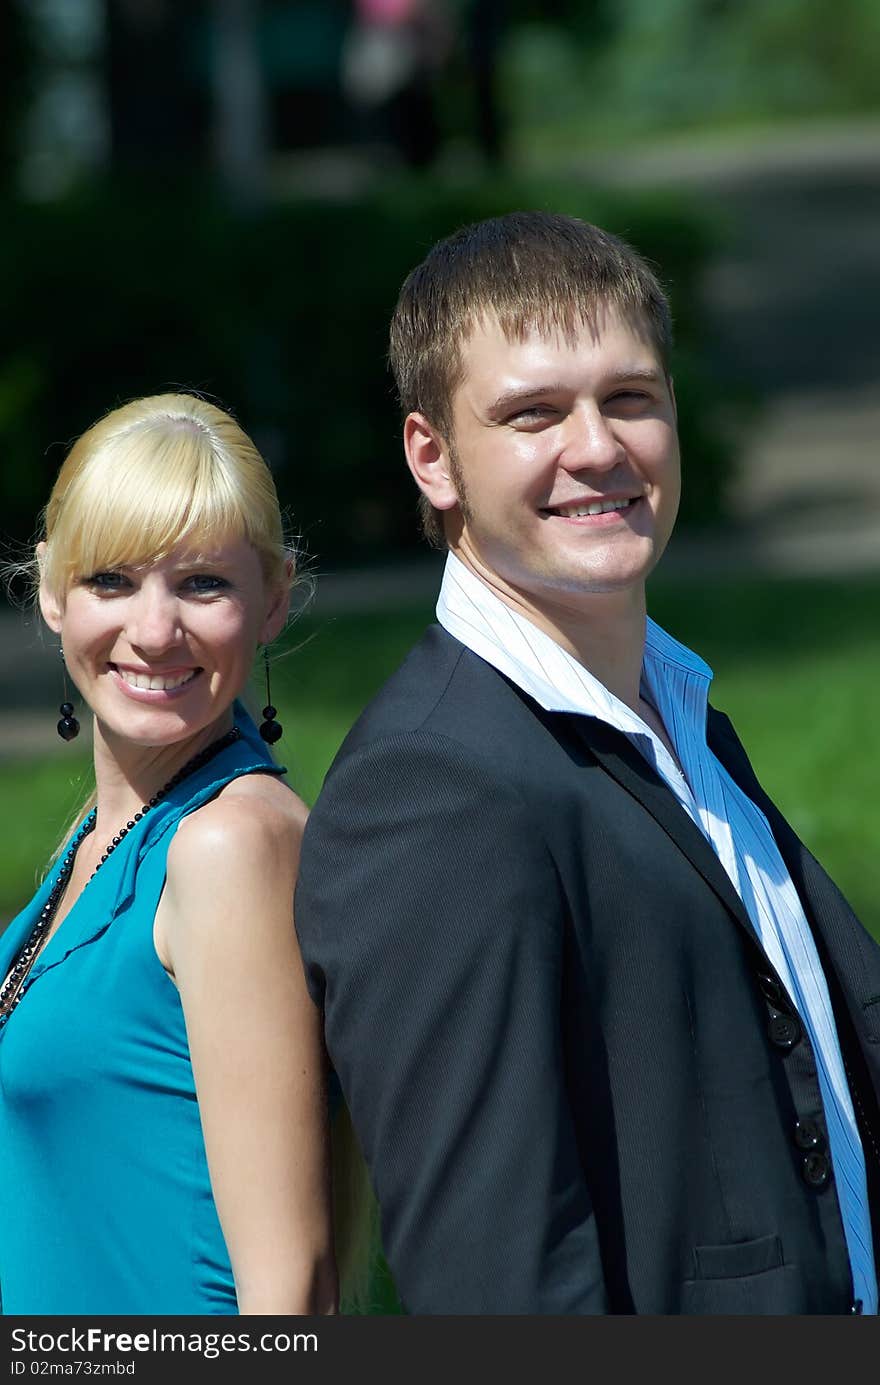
[435,550,713,740]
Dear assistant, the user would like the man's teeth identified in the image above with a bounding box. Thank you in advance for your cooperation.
[556,497,637,517]
[118,669,197,691]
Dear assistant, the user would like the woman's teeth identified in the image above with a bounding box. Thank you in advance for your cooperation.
[117,669,198,691]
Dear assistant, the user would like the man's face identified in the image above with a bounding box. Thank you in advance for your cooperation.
[442,308,681,618]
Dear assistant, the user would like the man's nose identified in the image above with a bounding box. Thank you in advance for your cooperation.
[559,405,624,474]
[127,585,182,654]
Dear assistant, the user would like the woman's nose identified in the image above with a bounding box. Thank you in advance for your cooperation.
[126,584,182,655]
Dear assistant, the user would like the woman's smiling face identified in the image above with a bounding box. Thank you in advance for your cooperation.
[40,535,285,749]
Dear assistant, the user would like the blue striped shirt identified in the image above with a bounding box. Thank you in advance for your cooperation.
[437,551,877,1312]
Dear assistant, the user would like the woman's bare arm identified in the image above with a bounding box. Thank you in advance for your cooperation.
[156,779,337,1315]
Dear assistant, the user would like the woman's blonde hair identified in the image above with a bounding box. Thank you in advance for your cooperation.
[39,392,291,601]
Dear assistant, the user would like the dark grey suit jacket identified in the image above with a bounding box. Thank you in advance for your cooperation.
[294,625,880,1313]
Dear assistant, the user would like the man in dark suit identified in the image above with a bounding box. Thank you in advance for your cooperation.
[294,212,880,1313]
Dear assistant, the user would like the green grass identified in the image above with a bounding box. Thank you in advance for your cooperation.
[3,752,97,916]
[2,574,879,943]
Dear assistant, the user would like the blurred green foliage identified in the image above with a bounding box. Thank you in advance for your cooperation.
[0,174,741,568]
[504,0,880,148]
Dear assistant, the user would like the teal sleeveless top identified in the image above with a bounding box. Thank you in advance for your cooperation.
[0,704,284,1315]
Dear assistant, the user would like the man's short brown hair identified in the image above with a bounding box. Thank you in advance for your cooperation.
[388,211,673,547]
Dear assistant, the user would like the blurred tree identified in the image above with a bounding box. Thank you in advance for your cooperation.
[0,0,33,191]
[212,0,268,210]
[105,0,209,174]
[466,0,505,165]
[341,0,453,169]
[12,0,106,200]
[588,0,880,133]
[264,0,349,150]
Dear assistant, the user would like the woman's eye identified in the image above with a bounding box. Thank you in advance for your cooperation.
[85,571,128,592]
[185,574,229,594]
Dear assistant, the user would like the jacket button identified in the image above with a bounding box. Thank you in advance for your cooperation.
[801,1151,832,1189]
[757,972,783,1005]
[768,1014,802,1050]
[794,1118,824,1151]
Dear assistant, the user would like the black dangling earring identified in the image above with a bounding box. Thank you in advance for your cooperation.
[259,648,282,744]
[57,645,79,742]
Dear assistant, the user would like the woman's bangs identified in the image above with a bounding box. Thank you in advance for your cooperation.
[57,440,249,583]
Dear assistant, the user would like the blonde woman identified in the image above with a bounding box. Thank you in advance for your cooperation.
[0,394,357,1315]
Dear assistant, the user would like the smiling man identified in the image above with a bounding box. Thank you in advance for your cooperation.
[295,212,880,1314]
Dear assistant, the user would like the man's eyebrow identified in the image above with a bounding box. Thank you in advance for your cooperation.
[606,366,665,384]
[485,384,568,417]
[485,367,664,417]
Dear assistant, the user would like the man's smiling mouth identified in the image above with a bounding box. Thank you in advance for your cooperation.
[543,497,640,518]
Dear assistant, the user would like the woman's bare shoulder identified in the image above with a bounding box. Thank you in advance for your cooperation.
[168,772,309,873]
[156,774,309,971]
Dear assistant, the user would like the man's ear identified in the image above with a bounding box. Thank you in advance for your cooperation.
[403,413,460,512]
[36,541,64,634]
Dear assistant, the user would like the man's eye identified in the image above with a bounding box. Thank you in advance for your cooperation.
[510,405,555,423]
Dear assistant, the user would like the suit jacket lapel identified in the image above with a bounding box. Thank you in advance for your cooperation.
[707,708,880,1020]
[707,706,847,935]
[565,712,761,944]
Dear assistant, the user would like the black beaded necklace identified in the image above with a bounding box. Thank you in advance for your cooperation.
[0,726,241,1030]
